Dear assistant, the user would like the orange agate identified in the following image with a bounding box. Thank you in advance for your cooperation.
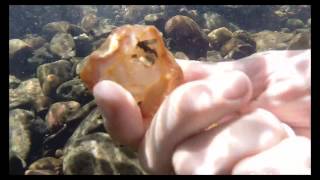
[80,25,183,123]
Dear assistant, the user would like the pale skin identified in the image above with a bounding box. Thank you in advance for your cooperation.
[93,49,310,175]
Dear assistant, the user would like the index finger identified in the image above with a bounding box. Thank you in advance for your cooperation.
[176,59,237,83]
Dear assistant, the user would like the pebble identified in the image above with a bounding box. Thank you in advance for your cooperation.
[49,33,75,59]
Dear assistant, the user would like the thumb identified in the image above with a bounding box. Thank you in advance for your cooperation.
[139,70,253,174]
[93,80,145,148]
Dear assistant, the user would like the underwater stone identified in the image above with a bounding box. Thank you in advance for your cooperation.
[233,30,256,48]
[56,78,92,104]
[73,33,94,57]
[37,60,73,98]
[63,132,145,175]
[9,75,21,89]
[202,12,229,30]
[46,101,81,132]
[162,5,184,18]
[80,13,98,32]
[78,5,98,16]
[69,24,86,37]
[9,39,33,78]
[144,13,166,33]
[42,100,97,151]
[91,19,116,38]
[208,27,233,50]
[307,18,311,27]
[287,32,310,50]
[122,5,154,24]
[178,8,203,25]
[27,43,55,66]
[65,107,104,148]
[49,33,75,59]
[174,51,189,60]
[25,157,62,175]
[9,78,51,113]
[220,37,256,60]
[42,21,71,39]
[80,25,183,123]
[165,15,209,59]
[75,57,88,76]
[68,57,83,76]
[9,109,35,162]
[206,50,223,62]
[202,28,211,34]
[252,30,295,52]
[286,18,305,30]
[10,150,27,175]
[22,34,47,50]
[9,39,32,59]
[280,28,290,33]
[294,28,310,34]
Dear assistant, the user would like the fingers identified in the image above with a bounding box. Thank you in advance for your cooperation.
[176,59,237,83]
[171,108,288,175]
[177,49,311,95]
[93,80,145,148]
[138,70,253,174]
[250,50,311,135]
[232,136,311,175]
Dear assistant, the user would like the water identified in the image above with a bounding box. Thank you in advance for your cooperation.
[9,5,310,175]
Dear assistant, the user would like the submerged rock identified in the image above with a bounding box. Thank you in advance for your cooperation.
[91,19,116,38]
[287,31,310,50]
[9,78,51,113]
[307,18,311,27]
[46,101,81,132]
[252,30,295,52]
[178,8,204,26]
[286,18,305,30]
[220,30,256,59]
[42,21,71,39]
[9,75,21,89]
[69,57,83,76]
[37,60,73,98]
[42,100,97,152]
[22,34,47,50]
[25,157,62,175]
[122,5,155,24]
[73,33,93,57]
[202,12,229,30]
[49,33,75,59]
[27,43,55,66]
[10,150,27,175]
[9,39,33,78]
[56,78,92,104]
[76,57,89,76]
[220,38,256,60]
[9,39,32,60]
[65,107,104,148]
[9,109,35,162]
[63,133,145,175]
[233,30,256,47]
[165,15,209,59]
[206,50,223,62]
[208,27,233,50]
[80,13,98,32]
[174,51,189,60]
[69,24,86,37]
[144,13,166,33]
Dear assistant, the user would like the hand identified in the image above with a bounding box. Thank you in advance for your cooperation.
[93,50,310,174]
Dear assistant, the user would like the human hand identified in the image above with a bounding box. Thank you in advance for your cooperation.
[93,50,310,174]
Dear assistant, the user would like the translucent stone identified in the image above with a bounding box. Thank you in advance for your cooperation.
[80,25,183,123]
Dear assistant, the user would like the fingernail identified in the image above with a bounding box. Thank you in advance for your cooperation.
[223,74,249,100]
